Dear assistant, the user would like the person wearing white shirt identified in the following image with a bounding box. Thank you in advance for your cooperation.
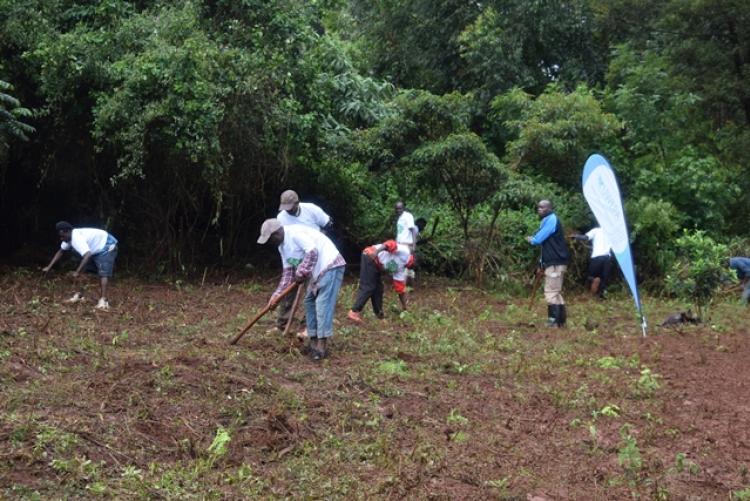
[274,190,334,334]
[394,201,417,251]
[258,219,345,361]
[42,221,119,310]
[277,190,332,232]
[573,226,614,298]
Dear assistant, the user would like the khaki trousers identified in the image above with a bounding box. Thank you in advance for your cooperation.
[544,265,567,305]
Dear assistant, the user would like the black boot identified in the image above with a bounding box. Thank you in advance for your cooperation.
[547,305,557,327]
[556,305,567,327]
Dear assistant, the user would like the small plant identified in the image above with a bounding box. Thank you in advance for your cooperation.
[635,367,660,397]
[446,408,469,426]
[617,424,642,479]
[207,426,231,458]
[597,356,624,369]
[674,452,700,475]
[592,404,621,419]
[732,488,750,500]
[376,360,408,376]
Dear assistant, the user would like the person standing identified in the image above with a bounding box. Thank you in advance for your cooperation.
[394,201,417,252]
[728,257,750,304]
[42,221,119,311]
[526,200,570,327]
[573,227,614,298]
[347,240,414,323]
[273,190,333,335]
[257,219,345,361]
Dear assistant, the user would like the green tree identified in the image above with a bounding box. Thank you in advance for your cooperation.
[0,79,35,155]
[459,0,606,98]
[496,84,621,189]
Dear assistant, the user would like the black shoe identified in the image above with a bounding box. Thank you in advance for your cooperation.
[556,305,567,327]
[309,348,328,361]
[547,305,557,327]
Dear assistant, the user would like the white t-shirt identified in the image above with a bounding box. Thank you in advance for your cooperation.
[586,227,612,259]
[377,244,412,282]
[278,224,341,281]
[277,202,330,231]
[60,228,110,255]
[396,211,416,245]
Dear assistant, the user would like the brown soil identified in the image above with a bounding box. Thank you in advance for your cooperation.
[1,269,748,499]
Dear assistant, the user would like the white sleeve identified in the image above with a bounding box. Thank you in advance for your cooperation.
[60,242,71,251]
[313,205,331,228]
[405,213,416,229]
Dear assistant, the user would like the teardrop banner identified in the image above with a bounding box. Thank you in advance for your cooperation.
[582,153,647,336]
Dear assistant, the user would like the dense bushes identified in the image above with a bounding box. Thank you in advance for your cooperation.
[0,0,748,289]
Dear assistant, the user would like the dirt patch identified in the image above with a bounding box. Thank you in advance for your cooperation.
[1,270,749,498]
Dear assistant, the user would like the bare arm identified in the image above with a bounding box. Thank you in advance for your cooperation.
[42,249,65,272]
[73,251,93,276]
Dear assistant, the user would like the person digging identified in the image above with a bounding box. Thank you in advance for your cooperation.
[572,226,614,299]
[42,221,119,311]
[257,218,345,361]
[347,240,414,324]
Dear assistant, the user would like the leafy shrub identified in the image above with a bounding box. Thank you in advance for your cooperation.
[666,230,730,315]
[626,196,681,285]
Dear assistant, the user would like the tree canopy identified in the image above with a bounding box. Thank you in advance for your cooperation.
[1,0,748,286]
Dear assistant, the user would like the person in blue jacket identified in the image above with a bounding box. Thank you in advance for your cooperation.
[527,200,570,327]
[728,257,750,304]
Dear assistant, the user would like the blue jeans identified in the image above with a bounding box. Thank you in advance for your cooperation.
[82,247,118,277]
[304,266,345,339]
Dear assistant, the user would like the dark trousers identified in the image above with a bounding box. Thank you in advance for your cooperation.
[588,255,614,294]
[351,253,384,316]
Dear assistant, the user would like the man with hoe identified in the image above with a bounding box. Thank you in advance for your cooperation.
[527,200,570,327]
[257,218,345,361]
[347,239,414,324]
[273,189,333,336]
[42,221,119,311]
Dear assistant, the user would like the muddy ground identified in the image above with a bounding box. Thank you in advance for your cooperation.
[1,268,749,499]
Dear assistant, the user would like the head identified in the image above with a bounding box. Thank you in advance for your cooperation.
[536,200,553,218]
[279,190,300,215]
[394,201,405,216]
[415,217,427,232]
[55,221,73,242]
[257,219,285,246]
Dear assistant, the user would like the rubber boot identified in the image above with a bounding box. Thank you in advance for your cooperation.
[556,304,567,327]
[547,305,557,327]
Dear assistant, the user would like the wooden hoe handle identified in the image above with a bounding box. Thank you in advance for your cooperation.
[229,282,299,345]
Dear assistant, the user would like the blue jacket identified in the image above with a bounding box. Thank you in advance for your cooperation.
[530,213,570,267]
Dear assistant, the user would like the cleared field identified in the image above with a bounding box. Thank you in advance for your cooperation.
[1,269,749,499]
